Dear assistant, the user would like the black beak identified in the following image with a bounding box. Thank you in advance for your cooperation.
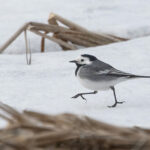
[69,60,77,63]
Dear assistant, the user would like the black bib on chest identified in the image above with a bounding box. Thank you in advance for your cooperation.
[75,64,85,76]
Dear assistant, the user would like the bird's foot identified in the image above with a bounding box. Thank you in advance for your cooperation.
[108,101,125,108]
[72,94,87,102]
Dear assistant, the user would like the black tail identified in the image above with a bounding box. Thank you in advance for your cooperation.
[130,75,150,78]
[109,71,150,78]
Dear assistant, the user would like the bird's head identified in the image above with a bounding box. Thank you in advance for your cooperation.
[70,54,97,66]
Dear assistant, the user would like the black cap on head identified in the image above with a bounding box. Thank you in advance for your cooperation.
[81,54,97,61]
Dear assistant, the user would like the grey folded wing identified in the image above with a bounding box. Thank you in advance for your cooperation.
[79,60,136,81]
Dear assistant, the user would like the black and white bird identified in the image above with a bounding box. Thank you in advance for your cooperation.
[70,54,150,107]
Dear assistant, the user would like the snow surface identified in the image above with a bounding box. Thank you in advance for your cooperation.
[0,0,150,128]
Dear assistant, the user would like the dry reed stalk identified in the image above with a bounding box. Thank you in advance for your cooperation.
[0,13,128,54]
[29,22,74,34]
[41,32,47,53]
[24,30,32,65]
[48,13,90,32]
[0,22,30,53]
[55,33,96,47]
[48,13,127,42]
[29,29,77,50]
[41,14,59,52]
[0,102,150,150]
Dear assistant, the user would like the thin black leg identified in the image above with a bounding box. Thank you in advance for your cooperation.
[108,86,125,108]
[72,91,97,101]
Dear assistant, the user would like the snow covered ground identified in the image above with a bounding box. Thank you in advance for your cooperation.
[0,0,150,128]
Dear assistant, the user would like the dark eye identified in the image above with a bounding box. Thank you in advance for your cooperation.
[81,59,84,62]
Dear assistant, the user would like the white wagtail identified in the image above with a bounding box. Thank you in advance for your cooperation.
[70,54,150,107]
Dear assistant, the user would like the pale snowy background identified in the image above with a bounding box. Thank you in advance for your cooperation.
[0,0,150,127]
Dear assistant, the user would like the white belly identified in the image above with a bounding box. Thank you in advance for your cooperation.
[77,77,127,91]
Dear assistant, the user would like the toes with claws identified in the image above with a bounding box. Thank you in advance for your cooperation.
[72,94,87,102]
[72,94,86,99]
[108,101,125,108]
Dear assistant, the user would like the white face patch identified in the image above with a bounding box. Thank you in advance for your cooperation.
[75,56,92,65]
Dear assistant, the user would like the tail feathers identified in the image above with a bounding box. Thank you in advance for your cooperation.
[130,75,150,78]
[108,70,150,78]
